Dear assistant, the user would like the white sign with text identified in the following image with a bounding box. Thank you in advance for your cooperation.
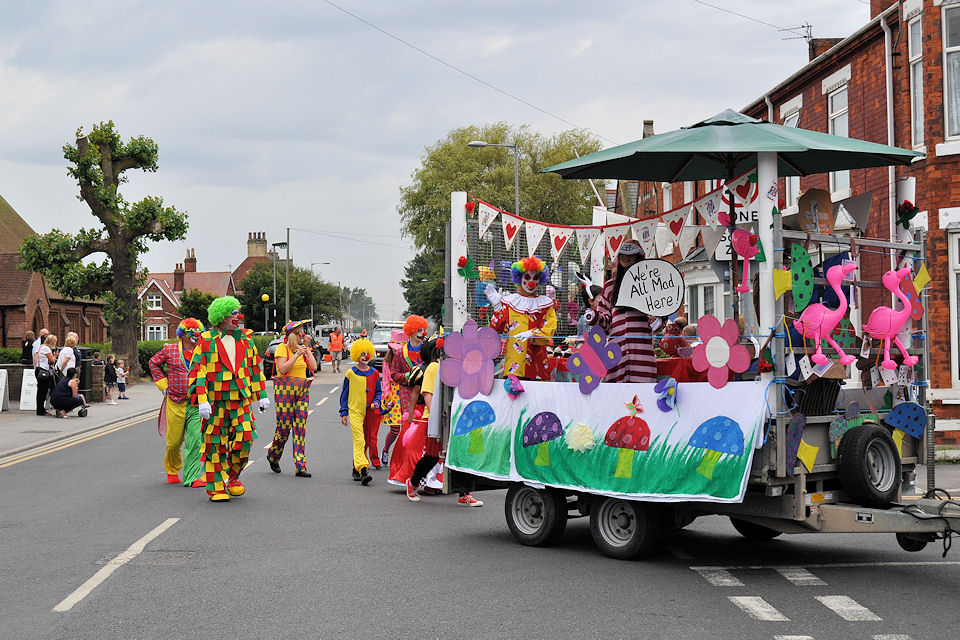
[0,369,7,411]
[20,368,37,412]
[614,259,685,317]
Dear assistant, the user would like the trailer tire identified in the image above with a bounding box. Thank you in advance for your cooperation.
[729,517,782,541]
[589,498,660,560]
[504,485,566,547]
[838,424,901,508]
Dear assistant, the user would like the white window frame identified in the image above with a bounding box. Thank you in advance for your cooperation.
[146,293,162,310]
[828,86,850,195]
[684,181,693,204]
[909,15,925,148]
[943,5,960,140]
[145,324,167,341]
[949,231,960,387]
[782,111,801,207]
[686,283,724,324]
[662,183,672,212]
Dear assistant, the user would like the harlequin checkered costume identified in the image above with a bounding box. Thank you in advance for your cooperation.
[190,326,267,494]
[268,376,312,472]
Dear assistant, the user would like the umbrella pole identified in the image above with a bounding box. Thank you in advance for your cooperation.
[726,168,740,329]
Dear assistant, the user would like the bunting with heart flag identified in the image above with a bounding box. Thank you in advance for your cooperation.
[548,225,573,263]
[501,211,522,251]
[477,202,499,238]
[661,205,688,241]
[604,223,630,261]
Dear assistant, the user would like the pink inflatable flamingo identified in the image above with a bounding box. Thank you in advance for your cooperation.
[863,266,919,370]
[731,229,760,293]
[793,262,858,365]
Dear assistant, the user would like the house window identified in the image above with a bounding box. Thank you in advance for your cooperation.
[909,16,924,147]
[684,181,693,204]
[951,232,960,384]
[828,86,850,193]
[782,111,801,207]
[145,324,167,341]
[945,6,960,138]
[147,293,162,310]
[686,285,698,320]
[703,285,715,316]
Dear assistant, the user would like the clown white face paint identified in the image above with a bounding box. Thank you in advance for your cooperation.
[521,270,539,294]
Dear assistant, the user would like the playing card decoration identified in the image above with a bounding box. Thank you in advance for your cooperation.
[477,202,499,238]
[566,326,622,394]
[575,227,600,263]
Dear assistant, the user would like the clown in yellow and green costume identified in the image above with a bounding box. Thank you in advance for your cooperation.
[190,296,269,502]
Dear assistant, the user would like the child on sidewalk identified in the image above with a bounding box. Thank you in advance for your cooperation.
[104,354,118,404]
[339,339,392,485]
[116,360,129,399]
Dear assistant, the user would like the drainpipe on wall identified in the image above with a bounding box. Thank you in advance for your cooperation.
[764,95,774,122]
[880,13,897,272]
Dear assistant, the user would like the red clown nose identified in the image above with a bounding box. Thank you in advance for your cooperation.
[237,313,244,320]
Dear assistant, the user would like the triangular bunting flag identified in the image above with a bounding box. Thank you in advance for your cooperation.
[725,174,752,207]
[604,224,629,261]
[632,218,657,258]
[524,220,548,257]
[477,202,500,239]
[695,191,722,228]
[678,226,699,259]
[654,223,673,258]
[575,227,600,264]
[700,226,725,257]
[548,225,573,263]
[661,205,688,241]
[501,212,523,251]
[835,192,873,233]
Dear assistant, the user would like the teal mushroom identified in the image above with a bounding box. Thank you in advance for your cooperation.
[688,416,744,480]
[454,400,496,454]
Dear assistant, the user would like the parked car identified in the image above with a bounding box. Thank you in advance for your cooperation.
[261,337,284,379]
[369,327,394,370]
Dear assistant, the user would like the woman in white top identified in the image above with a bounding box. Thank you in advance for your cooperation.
[56,335,78,376]
[36,334,57,416]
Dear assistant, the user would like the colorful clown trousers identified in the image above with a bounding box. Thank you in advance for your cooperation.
[162,399,204,486]
[267,377,311,472]
[200,399,257,494]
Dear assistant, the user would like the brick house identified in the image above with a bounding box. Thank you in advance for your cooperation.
[138,232,272,340]
[0,194,108,348]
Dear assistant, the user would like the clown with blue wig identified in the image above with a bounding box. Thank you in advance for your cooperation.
[149,317,207,487]
[486,256,557,380]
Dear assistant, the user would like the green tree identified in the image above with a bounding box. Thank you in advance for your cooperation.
[398,123,603,254]
[343,286,378,329]
[19,121,188,377]
[238,262,340,331]
[177,289,215,323]
[400,250,444,321]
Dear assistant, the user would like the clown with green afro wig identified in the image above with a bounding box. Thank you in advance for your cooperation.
[208,296,242,327]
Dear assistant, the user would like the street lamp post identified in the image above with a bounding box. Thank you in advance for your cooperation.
[271,241,287,332]
[285,227,291,324]
[468,140,520,216]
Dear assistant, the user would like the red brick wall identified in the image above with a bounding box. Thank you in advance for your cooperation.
[142,284,182,340]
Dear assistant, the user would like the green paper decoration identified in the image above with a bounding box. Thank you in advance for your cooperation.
[457,256,479,279]
[791,244,814,312]
[831,318,857,350]
[755,237,766,263]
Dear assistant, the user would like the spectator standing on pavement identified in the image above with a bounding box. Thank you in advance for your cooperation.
[50,367,89,418]
[20,331,35,366]
[116,360,129,399]
[104,354,118,404]
[267,320,317,478]
[32,328,49,366]
[56,335,78,378]
[35,334,57,416]
[329,327,343,373]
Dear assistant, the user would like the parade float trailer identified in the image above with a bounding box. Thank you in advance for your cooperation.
[435,111,960,560]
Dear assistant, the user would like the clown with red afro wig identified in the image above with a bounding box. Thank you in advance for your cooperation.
[403,315,428,338]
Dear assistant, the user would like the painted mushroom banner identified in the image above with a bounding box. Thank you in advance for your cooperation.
[446,380,769,503]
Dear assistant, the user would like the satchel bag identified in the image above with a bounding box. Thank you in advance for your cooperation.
[35,366,51,383]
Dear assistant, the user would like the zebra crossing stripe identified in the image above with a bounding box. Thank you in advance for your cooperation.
[694,568,744,586]
[815,595,881,621]
[871,635,912,639]
[774,636,814,640]
[728,596,789,621]
[776,567,826,586]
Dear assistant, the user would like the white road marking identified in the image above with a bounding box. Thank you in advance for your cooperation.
[728,596,788,621]
[776,567,826,586]
[53,518,179,612]
[315,397,328,407]
[774,636,814,640]
[816,595,881,621]
[245,459,255,469]
[872,635,912,639]
[691,561,960,571]
[665,545,693,560]
[264,444,270,449]
[694,568,744,587]
[329,386,339,394]
[308,410,314,415]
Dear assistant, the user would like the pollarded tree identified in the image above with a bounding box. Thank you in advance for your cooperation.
[19,121,188,378]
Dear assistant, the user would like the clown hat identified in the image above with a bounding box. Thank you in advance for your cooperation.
[283,319,309,334]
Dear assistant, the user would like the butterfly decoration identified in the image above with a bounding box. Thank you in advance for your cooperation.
[566,326,622,394]
[653,377,678,412]
[503,374,524,400]
[624,394,643,417]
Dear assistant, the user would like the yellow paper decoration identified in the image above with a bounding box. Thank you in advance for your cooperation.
[797,438,819,473]
[892,429,905,457]
[477,266,496,281]
[773,269,793,300]
[914,263,931,293]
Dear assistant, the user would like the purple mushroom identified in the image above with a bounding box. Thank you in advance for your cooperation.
[522,411,564,466]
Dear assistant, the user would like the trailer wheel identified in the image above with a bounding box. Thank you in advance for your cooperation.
[896,532,930,552]
[589,498,660,560]
[729,517,782,541]
[838,424,901,508]
[504,485,566,547]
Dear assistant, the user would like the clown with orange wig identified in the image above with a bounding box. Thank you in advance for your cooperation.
[381,315,429,464]
[487,256,557,380]
[149,317,206,487]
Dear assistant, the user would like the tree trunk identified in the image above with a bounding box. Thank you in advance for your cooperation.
[111,240,142,381]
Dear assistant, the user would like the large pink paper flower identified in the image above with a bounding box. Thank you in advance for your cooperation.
[691,315,751,389]
[439,318,502,398]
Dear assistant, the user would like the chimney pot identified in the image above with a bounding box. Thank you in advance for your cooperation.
[642,120,655,138]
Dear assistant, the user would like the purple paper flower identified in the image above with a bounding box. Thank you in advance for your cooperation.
[654,377,678,413]
[440,318,502,399]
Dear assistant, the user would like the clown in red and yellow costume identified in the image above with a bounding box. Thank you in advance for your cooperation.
[487,256,557,380]
[189,296,269,502]
[382,315,429,463]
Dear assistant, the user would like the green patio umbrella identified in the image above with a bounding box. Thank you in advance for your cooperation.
[541,109,923,182]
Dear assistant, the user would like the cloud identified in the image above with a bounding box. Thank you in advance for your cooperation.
[480,34,515,58]
[571,39,593,57]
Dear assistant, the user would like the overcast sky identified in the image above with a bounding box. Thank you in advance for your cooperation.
[0,0,872,319]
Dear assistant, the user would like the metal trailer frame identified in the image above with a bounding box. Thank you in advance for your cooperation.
[440,191,960,558]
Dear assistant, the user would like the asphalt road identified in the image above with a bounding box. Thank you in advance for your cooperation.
[2,381,959,640]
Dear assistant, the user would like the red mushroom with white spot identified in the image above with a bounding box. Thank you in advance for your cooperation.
[604,410,650,479]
